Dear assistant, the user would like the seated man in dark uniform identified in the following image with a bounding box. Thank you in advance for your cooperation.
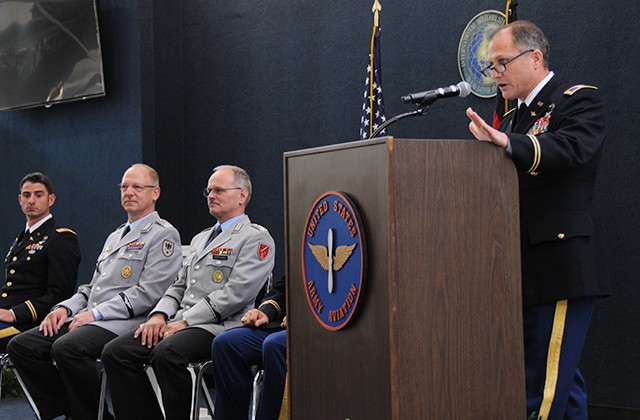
[0,172,80,350]
[212,274,287,420]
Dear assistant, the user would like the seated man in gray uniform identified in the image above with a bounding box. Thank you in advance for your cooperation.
[102,164,275,420]
[8,163,182,420]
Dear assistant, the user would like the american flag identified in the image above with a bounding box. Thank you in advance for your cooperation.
[359,25,386,140]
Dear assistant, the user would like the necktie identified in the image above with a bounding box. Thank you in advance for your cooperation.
[16,229,28,246]
[121,225,131,239]
[514,103,528,126]
[205,225,222,247]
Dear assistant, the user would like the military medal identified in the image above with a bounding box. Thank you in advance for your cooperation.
[122,265,132,279]
[213,270,224,283]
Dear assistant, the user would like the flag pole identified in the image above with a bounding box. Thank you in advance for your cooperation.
[372,0,381,27]
[359,0,387,140]
[368,0,381,138]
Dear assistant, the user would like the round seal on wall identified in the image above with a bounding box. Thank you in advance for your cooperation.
[458,10,506,98]
[302,191,366,331]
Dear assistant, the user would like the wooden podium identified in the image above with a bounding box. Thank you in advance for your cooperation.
[284,138,525,419]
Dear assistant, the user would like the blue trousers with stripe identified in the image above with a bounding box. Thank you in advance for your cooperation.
[524,297,596,420]
[212,327,286,420]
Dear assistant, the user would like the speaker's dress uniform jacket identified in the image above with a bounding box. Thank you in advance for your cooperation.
[500,74,608,419]
[500,75,609,305]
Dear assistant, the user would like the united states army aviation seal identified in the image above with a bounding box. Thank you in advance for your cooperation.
[302,191,367,331]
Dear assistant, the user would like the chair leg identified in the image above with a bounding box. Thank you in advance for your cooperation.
[191,360,214,420]
[200,373,215,417]
[144,365,166,418]
[0,353,7,404]
[0,354,42,420]
[97,368,107,420]
[249,369,264,420]
[191,365,200,420]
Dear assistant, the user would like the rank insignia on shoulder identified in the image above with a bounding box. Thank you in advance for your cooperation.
[251,223,268,232]
[56,228,77,235]
[257,243,271,261]
[564,85,597,95]
[162,240,175,257]
[156,219,173,228]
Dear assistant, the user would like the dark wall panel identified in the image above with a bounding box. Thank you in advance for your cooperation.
[0,1,146,284]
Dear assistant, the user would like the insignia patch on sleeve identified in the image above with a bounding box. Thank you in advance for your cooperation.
[258,243,270,261]
[162,240,175,257]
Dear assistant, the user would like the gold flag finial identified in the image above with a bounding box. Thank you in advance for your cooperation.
[372,0,382,28]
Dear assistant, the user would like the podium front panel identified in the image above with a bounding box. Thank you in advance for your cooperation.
[284,138,524,419]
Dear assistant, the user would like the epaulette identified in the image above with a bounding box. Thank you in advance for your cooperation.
[503,107,516,118]
[56,228,77,235]
[564,85,597,96]
[250,223,268,232]
[155,219,174,228]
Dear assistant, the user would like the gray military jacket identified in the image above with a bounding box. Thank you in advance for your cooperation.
[152,215,275,336]
[57,212,182,335]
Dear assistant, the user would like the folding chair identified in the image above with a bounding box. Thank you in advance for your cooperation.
[190,360,215,420]
[249,367,264,420]
[0,352,42,419]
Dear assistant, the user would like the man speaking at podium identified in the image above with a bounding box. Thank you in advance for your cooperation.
[466,21,608,419]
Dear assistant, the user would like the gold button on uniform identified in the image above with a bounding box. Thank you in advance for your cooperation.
[9,269,15,275]
[12,257,17,261]
[1,293,7,298]
[6,282,12,287]
[557,233,565,239]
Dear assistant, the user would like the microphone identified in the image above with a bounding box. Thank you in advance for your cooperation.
[401,81,472,105]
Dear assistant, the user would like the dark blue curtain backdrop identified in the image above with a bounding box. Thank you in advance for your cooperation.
[0,0,638,409]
